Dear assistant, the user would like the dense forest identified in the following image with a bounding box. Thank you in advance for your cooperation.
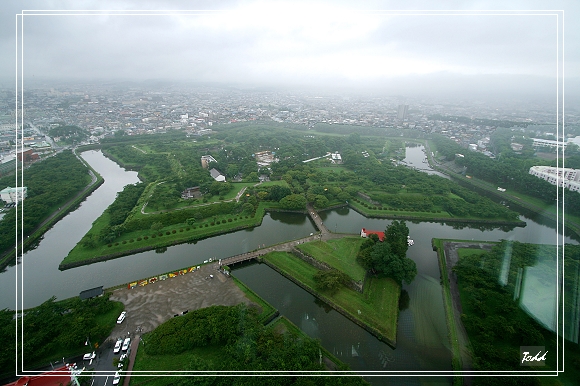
[453,241,580,385]
[140,304,367,385]
[0,150,91,256]
[0,295,120,375]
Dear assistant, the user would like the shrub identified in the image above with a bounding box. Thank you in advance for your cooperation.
[221,219,227,224]
[228,218,232,222]
[179,229,183,232]
[205,224,208,227]
[107,244,112,247]
[171,230,176,234]
[114,242,119,246]
[210,222,215,226]
[144,236,149,240]
[122,240,127,244]
[234,217,237,221]
[129,239,134,243]
[152,234,156,238]
[186,227,190,231]
[158,233,163,236]
[137,237,142,241]
[193,226,196,229]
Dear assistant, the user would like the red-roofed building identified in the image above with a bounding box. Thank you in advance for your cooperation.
[5,366,75,386]
[360,228,385,242]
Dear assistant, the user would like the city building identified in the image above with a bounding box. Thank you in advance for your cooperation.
[397,104,409,120]
[16,148,39,162]
[1,186,27,203]
[529,166,580,192]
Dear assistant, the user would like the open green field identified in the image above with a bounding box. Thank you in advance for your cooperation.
[296,237,366,282]
[263,250,400,344]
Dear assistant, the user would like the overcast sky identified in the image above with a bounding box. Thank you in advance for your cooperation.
[1,0,578,98]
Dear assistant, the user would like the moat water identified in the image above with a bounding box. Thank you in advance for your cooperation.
[1,148,577,385]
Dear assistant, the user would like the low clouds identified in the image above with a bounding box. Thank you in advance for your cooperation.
[1,0,578,97]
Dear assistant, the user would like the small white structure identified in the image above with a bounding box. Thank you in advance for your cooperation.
[1,186,27,204]
[210,168,226,182]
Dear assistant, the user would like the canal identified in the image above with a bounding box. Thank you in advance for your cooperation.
[1,148,576,384]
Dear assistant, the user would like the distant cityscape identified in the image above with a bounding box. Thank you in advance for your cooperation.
[0,83,578,179]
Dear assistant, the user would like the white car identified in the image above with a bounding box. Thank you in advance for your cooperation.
[113,339,123,354]
[82,352,96,360]
[118,353,127,368]
[112,372,121,385]
[116,311,126,324]
[122,337,131,352]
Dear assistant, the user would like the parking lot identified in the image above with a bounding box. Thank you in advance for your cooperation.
[88,263,259,385]
[108,262,259,338]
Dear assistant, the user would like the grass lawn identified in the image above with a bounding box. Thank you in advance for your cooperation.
[316,165,347,173]
[296,237,366,282]
[263,251,400,344]
[457,248,489,259]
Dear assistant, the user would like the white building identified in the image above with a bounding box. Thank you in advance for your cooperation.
[210,168,226,182]
[529,166,580,192]
[1,186,27,204]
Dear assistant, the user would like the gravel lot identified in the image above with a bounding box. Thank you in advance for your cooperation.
[107,262,258,340]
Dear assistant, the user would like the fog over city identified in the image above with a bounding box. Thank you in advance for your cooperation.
[1,0,578,104]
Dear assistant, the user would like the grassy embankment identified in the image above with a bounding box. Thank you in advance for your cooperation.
[296,237,366,282]
[432,238,464,386]
[262,247,400,347]
[349,193,524,226]
[61,201,278,268]
[230,275,278,324]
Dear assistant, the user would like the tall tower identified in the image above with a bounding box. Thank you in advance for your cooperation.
[397,105,409,121]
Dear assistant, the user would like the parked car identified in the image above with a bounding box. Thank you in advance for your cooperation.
[113,339,123,354]
[122,337,131,352]
[112,372,121,385]
[82,352,96,360]
[118,353,127,368]
[117,311,127,324]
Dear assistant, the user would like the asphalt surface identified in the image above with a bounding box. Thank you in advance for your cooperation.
[85,263,258,386]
